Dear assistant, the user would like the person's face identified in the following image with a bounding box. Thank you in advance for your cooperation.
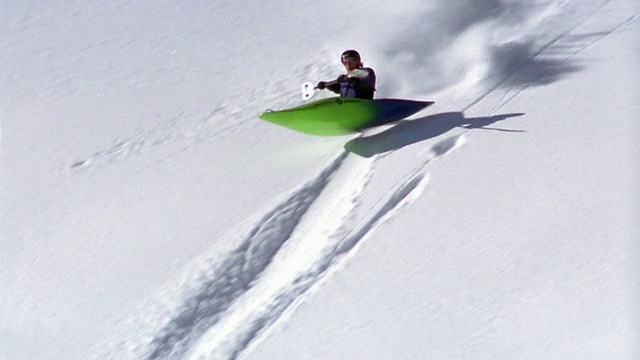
[342,57,359,71]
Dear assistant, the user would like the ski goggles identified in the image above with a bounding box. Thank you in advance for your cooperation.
[341,57,358,65]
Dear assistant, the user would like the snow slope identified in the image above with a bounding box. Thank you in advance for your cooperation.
[2,0,638,359]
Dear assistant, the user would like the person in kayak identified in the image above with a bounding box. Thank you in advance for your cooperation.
[316,49,376,99]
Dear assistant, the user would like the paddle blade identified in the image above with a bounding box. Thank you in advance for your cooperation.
[301,82,315,100]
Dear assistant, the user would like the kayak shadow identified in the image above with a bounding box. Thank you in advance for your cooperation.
[345,112,525,158]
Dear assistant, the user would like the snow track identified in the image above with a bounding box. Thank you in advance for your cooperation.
[68,105,252,174]
[99,133,462,360]
[141,152,351,360]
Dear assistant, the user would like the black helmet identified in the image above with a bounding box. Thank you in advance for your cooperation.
[341,49,361,62]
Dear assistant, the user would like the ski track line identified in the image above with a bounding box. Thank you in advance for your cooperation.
[125,130,464,360]
[68,98,267,175]
[240,134,466,359]
[131,151,350,360]
[69,64,312,175]
[464,0,616,114]
[183,133,465,360]
[186,160,415,360]
[184,153,375,360]
[491,12,639,114]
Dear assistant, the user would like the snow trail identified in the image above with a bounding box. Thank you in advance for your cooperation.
[104,129,464,360]
[136,152,350,359]
[184,132,465,359]
[185,154,374,359]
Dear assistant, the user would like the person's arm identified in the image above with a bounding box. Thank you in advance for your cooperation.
[325,79,341,94]
[317,76,344,94]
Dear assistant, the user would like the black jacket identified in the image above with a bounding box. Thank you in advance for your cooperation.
[326,67,376,99]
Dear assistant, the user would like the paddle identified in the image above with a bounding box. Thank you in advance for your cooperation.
[301,80,337,101]
[301,70,370,100]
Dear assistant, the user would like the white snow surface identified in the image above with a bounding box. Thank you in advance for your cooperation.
[2,0,639,359]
